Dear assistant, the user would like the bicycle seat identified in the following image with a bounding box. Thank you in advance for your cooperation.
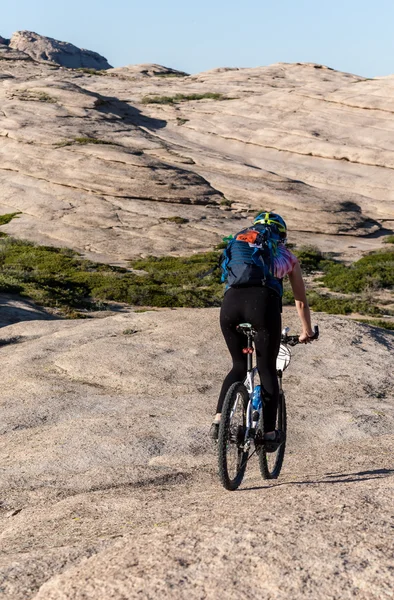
[237,323,256,335]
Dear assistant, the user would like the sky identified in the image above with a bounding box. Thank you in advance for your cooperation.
[3,0,394,77]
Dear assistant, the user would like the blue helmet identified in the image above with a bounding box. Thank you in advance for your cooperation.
[253,212,287,239]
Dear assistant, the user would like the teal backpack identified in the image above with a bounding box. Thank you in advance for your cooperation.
[220,223,282,296]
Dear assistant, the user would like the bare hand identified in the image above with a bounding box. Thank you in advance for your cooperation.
[299,331,315,344]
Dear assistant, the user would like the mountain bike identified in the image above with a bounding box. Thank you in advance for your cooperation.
[217,324,319,491]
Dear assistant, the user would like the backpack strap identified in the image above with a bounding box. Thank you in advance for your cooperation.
[220,237,235,283]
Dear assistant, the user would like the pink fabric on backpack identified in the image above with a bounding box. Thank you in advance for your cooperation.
[273,244,298,279]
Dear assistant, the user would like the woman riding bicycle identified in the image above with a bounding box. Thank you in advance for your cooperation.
[211,211,315,444]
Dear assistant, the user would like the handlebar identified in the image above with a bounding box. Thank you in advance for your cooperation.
[281,325,319,347]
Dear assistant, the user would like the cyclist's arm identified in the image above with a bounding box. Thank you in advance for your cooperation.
[288,260,314,341]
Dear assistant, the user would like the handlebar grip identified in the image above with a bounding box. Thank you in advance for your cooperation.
[281,325,319,346]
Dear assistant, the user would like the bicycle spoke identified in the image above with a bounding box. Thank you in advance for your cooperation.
[218,382,249,490]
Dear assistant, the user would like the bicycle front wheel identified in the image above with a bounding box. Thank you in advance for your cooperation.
[218,382,249,491]
[259,391,287,480]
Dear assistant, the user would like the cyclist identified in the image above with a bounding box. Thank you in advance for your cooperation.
[211,212,316,446]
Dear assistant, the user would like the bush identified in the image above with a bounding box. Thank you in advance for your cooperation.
[306,292,382,316]
[73,137,114,145]
[0,273,23,294]
[56,137,116,148]
[293,245,329,273]
[0,237,223,315]
[356,319,394,331]
[154,72,188,78]
[282,288,295,306]
[75,68,104,75]
[0,212,21,226]
[322,249,394,293]
[160,216,189,224]
[17,91,57,103]
[3,234,391,320]
[141,93,226,105]
[383,235,394,244]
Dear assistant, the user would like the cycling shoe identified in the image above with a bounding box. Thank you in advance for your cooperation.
[209,422,219,442]
[264,429,286,453]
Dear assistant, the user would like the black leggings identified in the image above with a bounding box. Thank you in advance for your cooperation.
[217,286,282,432]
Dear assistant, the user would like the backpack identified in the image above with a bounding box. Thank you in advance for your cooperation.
[220,223,283,296]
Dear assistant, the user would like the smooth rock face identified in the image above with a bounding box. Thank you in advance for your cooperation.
[0,306,393,599]
[9,31,112,70]
[0,42,393,263]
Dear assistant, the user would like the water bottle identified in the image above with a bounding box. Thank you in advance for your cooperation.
[251,385,262,410]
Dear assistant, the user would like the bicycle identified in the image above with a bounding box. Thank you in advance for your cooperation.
[217,323,319,490]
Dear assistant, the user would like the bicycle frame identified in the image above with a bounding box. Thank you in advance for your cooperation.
[242,329,257,442]
[240,328,289,448]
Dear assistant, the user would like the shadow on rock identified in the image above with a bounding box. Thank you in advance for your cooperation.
[361,324,394,352]
[241,467,394,492]
[0,294,60,328]
[95,95,167,131]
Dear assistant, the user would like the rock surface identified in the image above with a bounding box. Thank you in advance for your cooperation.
[0,306,393,598]
[0,41,393,263]
[9,31,112,70]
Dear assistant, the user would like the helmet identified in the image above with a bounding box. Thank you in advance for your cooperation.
[253,212,287,238]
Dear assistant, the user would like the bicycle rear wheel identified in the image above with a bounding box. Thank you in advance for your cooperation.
[218,382,249,491]
[258,391,287,479]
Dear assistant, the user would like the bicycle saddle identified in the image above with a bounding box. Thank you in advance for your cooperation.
[236,323,256,335]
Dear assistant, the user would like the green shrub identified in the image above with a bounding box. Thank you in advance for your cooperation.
[0,212,21,226]
[214,241,229,250]
[383,235,394,244]
[75,68,104,75]
[17,90,57,103]
[3,234,391,320]
[56,137,116,148]
[293,245,330,273]
[141,93,226,105]
[0,237,223,314]
[282,288,295,306]
[154,72,188,78]
[322,249,394,293]
[356,319,394,331]
[0,273,23,294]
[73,137,114,145]
[306,292,382,316]
[160,216,189,224]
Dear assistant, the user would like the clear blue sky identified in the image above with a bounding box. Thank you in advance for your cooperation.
[3,0,394,77]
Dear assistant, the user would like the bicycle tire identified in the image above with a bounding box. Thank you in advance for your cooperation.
[218,382,249,491]
[258,391,287,480]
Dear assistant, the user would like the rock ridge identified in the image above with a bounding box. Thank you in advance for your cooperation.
[8,30,112,70]
[0,37,393,263]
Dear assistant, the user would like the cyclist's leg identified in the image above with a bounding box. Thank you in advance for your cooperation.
[244,289,281,433]
[215,288,247,415]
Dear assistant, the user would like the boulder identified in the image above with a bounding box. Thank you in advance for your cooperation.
[9,30,112,70]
